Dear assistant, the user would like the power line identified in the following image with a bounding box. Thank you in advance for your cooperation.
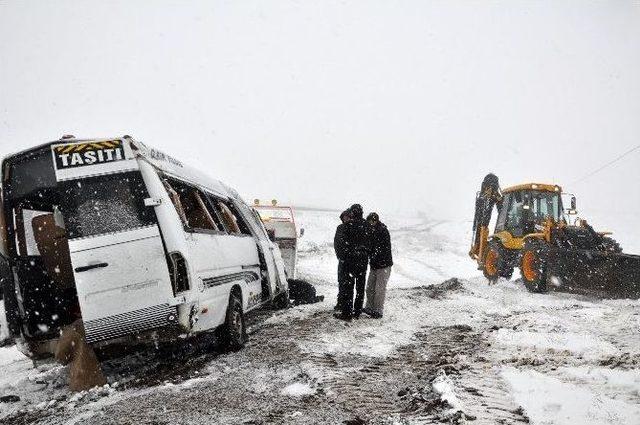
[572,144,640,185]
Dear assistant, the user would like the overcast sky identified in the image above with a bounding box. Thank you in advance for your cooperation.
[1,1,639,226]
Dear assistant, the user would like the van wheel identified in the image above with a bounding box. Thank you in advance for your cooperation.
[217,293,246,351]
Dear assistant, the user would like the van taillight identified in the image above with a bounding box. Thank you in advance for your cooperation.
[167,252,189,294]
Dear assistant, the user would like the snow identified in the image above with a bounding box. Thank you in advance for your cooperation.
[0,301,9,341]
[1,209,639,424]
[494,328,619,360]
[502,367,640,425]
[0,345,25,368]
[293,209,640,424]
[281,382,316,397]
[295,290,440,358]
[558,367,640,396]
[432,370,463,414]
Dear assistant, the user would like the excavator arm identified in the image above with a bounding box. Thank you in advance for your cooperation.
[470,173,502,265]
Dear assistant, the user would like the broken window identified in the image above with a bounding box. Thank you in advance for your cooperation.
[215,199,252,236]
[59,172,156,239]
[164,178,225,233]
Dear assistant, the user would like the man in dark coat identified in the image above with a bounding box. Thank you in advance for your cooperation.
[333,209,351,311]
[363,212,392,318]
[334,204,370,320]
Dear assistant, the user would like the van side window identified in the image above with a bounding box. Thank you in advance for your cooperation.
[162,180,188,225]
[205,196,252,236]
[164,178,220,232]
[224,202,253,236]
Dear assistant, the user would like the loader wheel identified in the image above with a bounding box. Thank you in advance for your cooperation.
[483,240,514,283]
[520,240,548,293]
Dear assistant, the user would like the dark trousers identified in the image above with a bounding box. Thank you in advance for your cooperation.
[340,263,367,317]
[337,261,347,308]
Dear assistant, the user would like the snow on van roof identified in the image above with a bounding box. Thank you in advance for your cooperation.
[126,137,238,201]
[1,136,241,202]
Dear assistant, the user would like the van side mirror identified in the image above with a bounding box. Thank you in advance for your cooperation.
[267,229,276,242]
[571,196,577,211]
[299,228,305,238]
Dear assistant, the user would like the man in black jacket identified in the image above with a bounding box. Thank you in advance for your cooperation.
[334,204,370,320]
[333,209,351,311]
[363,212,392,319]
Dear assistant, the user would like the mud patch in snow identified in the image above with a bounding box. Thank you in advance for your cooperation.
[402,277,464,299]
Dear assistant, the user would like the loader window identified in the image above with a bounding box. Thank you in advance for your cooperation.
[495,193,510,232]
[530,192,560,222]
[505,192,526,237]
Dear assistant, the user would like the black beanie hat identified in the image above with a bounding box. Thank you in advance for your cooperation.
[350,204,363,218]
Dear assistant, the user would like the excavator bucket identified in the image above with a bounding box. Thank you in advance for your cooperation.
[543,224,640,299]
[546,248,640,299]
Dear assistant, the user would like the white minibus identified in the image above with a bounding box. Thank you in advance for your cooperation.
[0,135,289,358]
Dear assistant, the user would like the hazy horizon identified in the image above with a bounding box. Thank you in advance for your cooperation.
[1,1,639,225]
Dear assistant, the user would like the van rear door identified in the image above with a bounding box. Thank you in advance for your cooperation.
[58,170,176,344]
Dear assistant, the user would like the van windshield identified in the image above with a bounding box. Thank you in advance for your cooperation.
[59,171,156,239]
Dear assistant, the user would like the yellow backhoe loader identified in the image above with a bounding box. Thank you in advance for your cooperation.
[470,174,640,298]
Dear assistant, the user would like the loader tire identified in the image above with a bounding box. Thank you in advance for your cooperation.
[601,237,622,253]
[520,239,548,293]
[483,240,514,283]
[217,292,246,351]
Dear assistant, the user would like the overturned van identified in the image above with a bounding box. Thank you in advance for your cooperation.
[0,136,289,358]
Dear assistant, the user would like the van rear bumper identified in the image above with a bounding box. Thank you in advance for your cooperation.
[84,304,178,344]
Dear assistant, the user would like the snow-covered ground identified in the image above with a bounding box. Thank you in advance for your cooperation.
[0,209,638,424]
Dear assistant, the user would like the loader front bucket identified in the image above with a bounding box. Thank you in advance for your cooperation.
[546,248,640,299]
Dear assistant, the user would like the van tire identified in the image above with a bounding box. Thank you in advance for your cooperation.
[272,290,290,310]
[217,293,246,351]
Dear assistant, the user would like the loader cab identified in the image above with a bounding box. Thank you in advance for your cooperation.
[495,184,563,238]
